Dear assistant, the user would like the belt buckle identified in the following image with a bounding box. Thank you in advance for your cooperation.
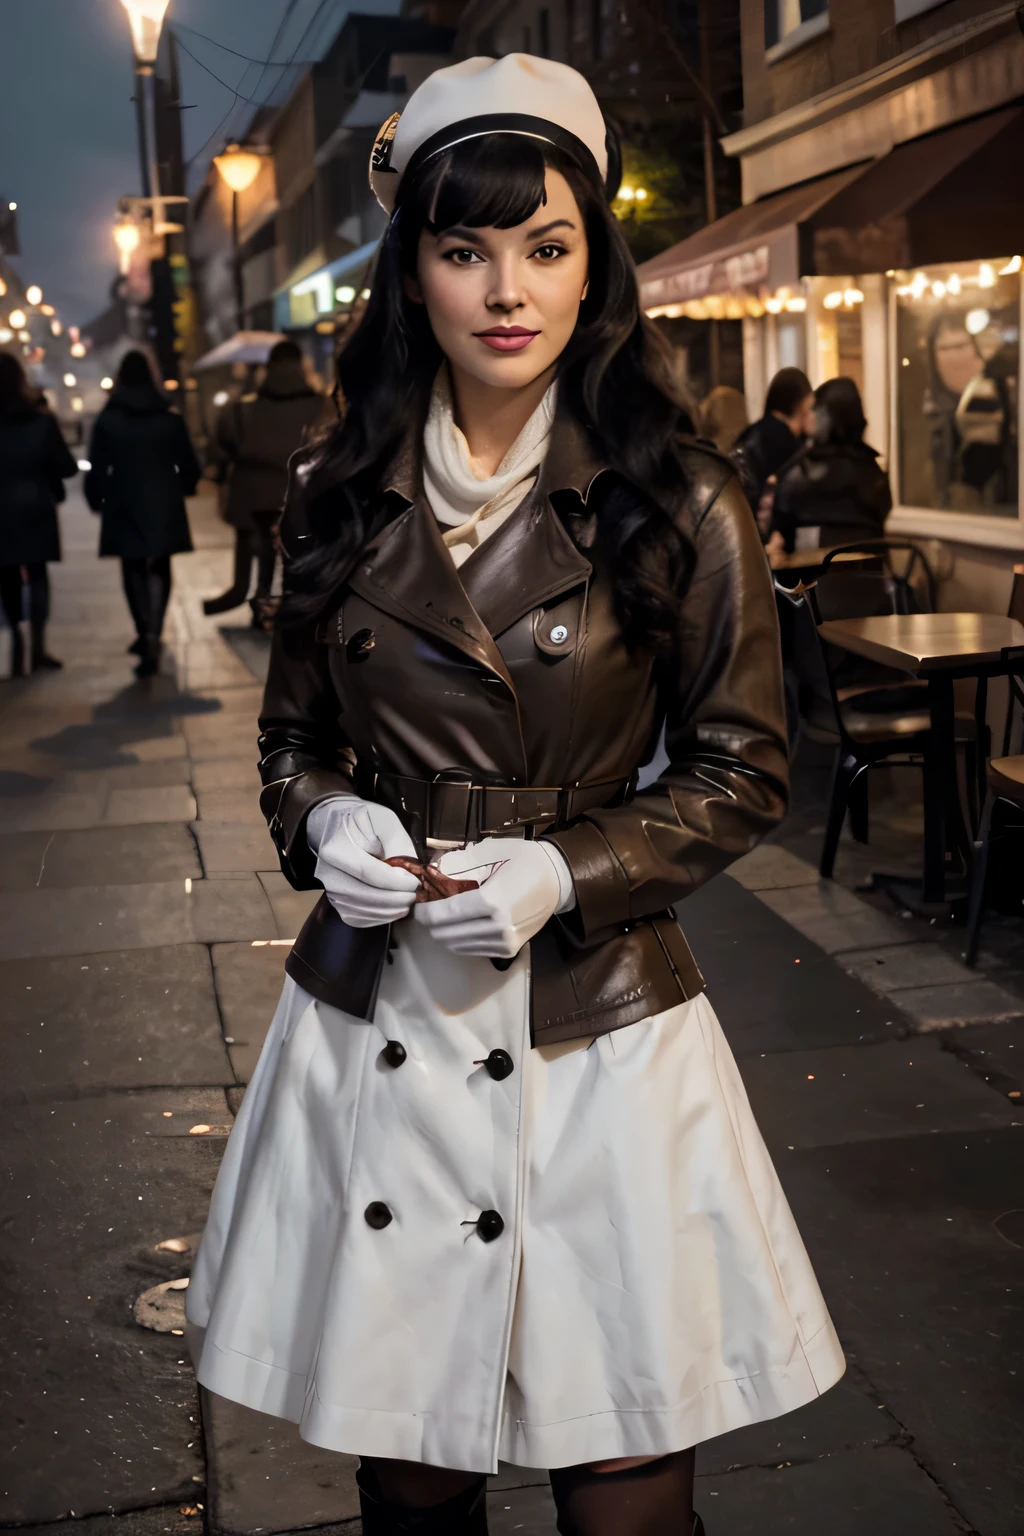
[426,770,475,850]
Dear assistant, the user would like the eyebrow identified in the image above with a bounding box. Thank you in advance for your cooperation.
[437,217,578,243]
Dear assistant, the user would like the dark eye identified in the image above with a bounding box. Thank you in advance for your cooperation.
[533,243,566,261]
[443,247,482,266]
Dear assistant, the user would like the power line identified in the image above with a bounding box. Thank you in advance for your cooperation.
[174,33,290,107]
[171,21,319,69]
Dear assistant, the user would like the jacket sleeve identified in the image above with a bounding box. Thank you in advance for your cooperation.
[84,416,108,511]
[256,472,358,889]
[173,416,203,498]
[45,414,79,484]
[543,468,789,945]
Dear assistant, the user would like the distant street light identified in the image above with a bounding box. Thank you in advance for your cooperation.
[70,341,87,358]
[8,308,26,329]
[214,144,266,334]
[119,0,171,68]
[26,285,42,305]
[64,373,77,387]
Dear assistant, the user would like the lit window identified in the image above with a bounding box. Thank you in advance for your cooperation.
[765,0,828,56]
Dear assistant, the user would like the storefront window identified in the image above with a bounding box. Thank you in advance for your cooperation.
[895,260,1020,518]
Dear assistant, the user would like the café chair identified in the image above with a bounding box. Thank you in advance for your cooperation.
[963,645,1024,966]
[780,541,980,879]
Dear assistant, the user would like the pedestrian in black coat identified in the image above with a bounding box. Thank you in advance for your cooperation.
[772,377,892,553]
[85,351,201,676]
[0,353,78,677]
[204,340,329,624]
[730,366,815,521]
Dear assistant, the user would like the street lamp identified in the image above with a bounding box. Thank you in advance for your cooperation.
[26,285,42,305]
[120,0,170,201]
[120,0,170,69]
[214,144,265,334]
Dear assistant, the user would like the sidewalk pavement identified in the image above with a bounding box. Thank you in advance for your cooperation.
[1,486,1022,1536]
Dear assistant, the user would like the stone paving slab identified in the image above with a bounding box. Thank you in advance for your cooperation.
[188,877,277,944]
[258,872,321,940]
[0,946,232,1100]
[839,941,975,992]
[740,1036,1016,1150]
[727,843,821,891]
[19,1506,200,1536]
[695,1445,968,1535]
[0,789,108,832]
[938,1017,1024,1093]
[781,1128,1024,1536]
[0,882,194,961]
[194,786,265,824]
[698,1366,901,1474]
[191,759,261,794]
[200,1391,360,1534]
[756,882,917,956]
[0,1087,226,1524]
[192,821,278,875]
[103,785,198,827]
[888,981,1024,1029]
[0,823,202,891]
[679,876,905,1057]
[211,942,290,1083]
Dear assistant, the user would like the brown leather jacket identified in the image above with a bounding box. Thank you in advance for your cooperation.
[257,413,789,1047]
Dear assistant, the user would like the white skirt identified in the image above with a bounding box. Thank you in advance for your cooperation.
[187,916,845,1473]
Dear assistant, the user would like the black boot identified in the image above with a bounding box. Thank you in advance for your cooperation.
[134,637,161,679]
[7,627,26,679]
[356,1464,488,1534]
[30,623,62,671]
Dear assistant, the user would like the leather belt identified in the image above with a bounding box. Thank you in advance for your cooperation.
[371,770,634,850]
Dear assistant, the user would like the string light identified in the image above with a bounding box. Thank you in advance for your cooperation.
[69,341,87,359]
[63,373,77,387]
[999,255,1022,275]
[26,285,42,305]
[8,308,26,328]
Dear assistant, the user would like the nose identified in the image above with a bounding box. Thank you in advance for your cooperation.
[486,253,525,314]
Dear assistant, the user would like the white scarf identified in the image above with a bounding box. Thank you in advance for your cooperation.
[422,369,556,567]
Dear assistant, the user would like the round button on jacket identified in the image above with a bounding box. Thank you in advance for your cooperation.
[364,1201,393,1230]
[475,1209,504,1242]
[484,1049,514,1081]
[382,1040,407,1068]
[549,623,569,644]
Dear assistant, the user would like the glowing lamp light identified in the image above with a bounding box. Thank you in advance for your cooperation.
[8,308,26,329]
[119,0,171,66]
[359,288,371,300]
[978,263,996,289]
[213,144,264,194]
[634,187,649,201]
[844,288,865,305]
[77,459,92,472]
[40,303,55,315]
[336,285,357,304]
[8,201,16,211]
[18,331,30,343]
[823,290,844,310]
[164,379,179,390]
[617,187,636,201]
[763,296,784,314]
[63,373,77,387]
[51,320,63,337]
[26,285,42,305]
[784,296,807,313]
[965,309,990,336]
[910,272,929,300]
[0,328,11,343]
[113,220,141,258]
[70,341,87,358]
[101,377,114,390]
[999,255,1022,275]
[0,278,5,297]
[70,397,84,414]
[931,281,947,300]
[213,390,230,407]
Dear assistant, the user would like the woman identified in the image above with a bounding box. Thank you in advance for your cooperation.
[0,353,77,676]
[204,339,330,624]
[730,365,814,507]
[772,376,891,553]
[85,351,201,677]
[187,56,844,1535]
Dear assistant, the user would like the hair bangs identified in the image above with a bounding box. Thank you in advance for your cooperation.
[406,134,551,235]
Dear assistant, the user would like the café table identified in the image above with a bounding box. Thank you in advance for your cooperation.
[769,545,874,578]
[815,612,1024,907]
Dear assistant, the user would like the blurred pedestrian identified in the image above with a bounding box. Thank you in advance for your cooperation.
[85,351,201,678]
[204,340,329,625]
[0,353,78,677]
[698,385,748,455]
[772,376,891,552]
[730,366,815,525]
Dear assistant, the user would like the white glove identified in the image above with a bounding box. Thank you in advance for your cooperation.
[306,796,420,928]
[413,837,575,958]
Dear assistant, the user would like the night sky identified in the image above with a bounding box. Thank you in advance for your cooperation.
[0,0,383,327]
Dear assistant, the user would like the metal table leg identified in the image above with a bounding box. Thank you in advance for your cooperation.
[922,674,961,904]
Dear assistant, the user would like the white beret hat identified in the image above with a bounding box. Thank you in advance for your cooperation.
[370,53,616,214]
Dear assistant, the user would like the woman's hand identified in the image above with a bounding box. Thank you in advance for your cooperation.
[307,798,420,928]
[413,837,574,958]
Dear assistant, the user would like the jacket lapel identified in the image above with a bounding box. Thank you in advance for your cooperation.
[457,481,593,639]
[347,496,516,688]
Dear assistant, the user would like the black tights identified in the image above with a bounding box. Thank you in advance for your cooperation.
[359,1451,697,1534]
[121,556,171,644]
[0,562,49,630]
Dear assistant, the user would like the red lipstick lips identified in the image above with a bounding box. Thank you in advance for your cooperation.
[474,326,540,352]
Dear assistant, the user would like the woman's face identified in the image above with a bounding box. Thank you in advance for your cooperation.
[933,324,983,397]
[408,169,590,393]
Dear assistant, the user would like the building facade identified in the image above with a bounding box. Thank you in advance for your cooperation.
[637,0,1024,593]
